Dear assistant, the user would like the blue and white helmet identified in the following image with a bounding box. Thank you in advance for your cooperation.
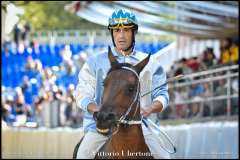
[108,8,138,31]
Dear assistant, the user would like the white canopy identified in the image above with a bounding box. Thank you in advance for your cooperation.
[65,1,239,39]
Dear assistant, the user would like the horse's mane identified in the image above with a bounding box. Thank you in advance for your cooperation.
[107,63,133,75]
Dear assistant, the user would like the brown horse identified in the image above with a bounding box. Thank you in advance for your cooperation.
[92,47,153,159]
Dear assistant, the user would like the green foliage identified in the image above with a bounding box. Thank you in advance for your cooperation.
[11,1,106,31]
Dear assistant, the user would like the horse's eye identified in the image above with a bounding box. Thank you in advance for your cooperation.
[128,87,134,93]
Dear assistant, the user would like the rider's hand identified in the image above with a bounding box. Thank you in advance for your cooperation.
[140,106,153,118]
[141,101,163,117]
[87,103,100,113]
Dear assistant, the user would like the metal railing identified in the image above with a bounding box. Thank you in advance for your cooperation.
[29,29,175,44]
[164,64,238,120]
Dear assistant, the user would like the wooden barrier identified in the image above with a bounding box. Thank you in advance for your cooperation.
[2,121,238,158]
[2,127,84,158]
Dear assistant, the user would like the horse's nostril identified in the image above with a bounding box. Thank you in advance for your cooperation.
[106,113,115,120]
[96,112,115,121]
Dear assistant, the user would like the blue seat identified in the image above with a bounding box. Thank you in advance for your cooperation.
[11,64,22,87]
[23,48,30,59]
[31,82,39,96]
[82,44,89,50]
[93,44,98,49]
[39,44,44,53]
[2,68,8,86]
[4,54,14,66]
[31,47,36,59]
[141,43,149,53]
[54,44,61,56]
[46,44,51,54]
[24,89,33,105]
[23,70,38,79]
[60,44,65,50]
[70,44,77,55]
[148,43,155,54]
[77,44,83,52]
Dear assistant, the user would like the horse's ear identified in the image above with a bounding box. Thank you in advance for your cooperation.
[108,46,118,66]
[134,53,151,74]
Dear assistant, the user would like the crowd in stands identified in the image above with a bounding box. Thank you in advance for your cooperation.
[161,38,239,120]
[2,32,87,128]
[2,31,239,128]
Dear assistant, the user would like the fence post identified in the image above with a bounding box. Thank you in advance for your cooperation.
[226,69,231,117]
[210,75,214,117]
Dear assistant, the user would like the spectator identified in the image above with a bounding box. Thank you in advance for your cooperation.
[64,84,75,126]
[174,87,188,118]
[3,36,12,55]
[21,76,31,93]
[34,59,43,72]
[40,67,56,91]
[33,94,45,126]
[179,58,193,74]
[20,75,35,105]
[72,52,87,71]
[202,48,217,69]
[30,39,39,49]
[64,60,76,76]
[2,95,16,125]
[14,87,29,125]
[13,23,22,47]
[188,78,205,117]
[189,96,203,118]
[25,56,36,71]
[186,56,201,72]
[189,82,205,98]
[229,39,239,64]
[202,83,212,117]
[21,21,31,47]
[231,78,238,115]
[173,58,193,83]
[59,45,76,78]
[219,38,239,65]
[213,79,227,116]
[61,45,72,63]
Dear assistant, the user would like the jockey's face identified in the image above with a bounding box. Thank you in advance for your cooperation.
[113,27,134,52]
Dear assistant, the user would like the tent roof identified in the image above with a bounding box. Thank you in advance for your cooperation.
[65,1,239,39]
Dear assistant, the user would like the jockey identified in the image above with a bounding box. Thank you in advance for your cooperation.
[74,8,170,159]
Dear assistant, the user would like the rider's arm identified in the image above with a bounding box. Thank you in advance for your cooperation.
[74,56,98,114]
[151,65,169,112]
[141,65,169,117]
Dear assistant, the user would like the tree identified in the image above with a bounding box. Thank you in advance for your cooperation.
[12,1,105,31]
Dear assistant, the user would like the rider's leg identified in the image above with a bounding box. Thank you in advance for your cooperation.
[142,124,171,159]
[76,131,108,159]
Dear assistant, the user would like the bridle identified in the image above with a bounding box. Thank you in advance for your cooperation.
[96,66,142,136]
[116,66,143,126]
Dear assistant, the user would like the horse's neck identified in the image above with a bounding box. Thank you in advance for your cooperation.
[111,125,146,147]
[116,104,143,139]
[111,104,147,147]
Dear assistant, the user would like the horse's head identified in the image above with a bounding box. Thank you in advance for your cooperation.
[94,46,150,135]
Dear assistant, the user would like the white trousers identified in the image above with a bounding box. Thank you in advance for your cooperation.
[76,124,170,159]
